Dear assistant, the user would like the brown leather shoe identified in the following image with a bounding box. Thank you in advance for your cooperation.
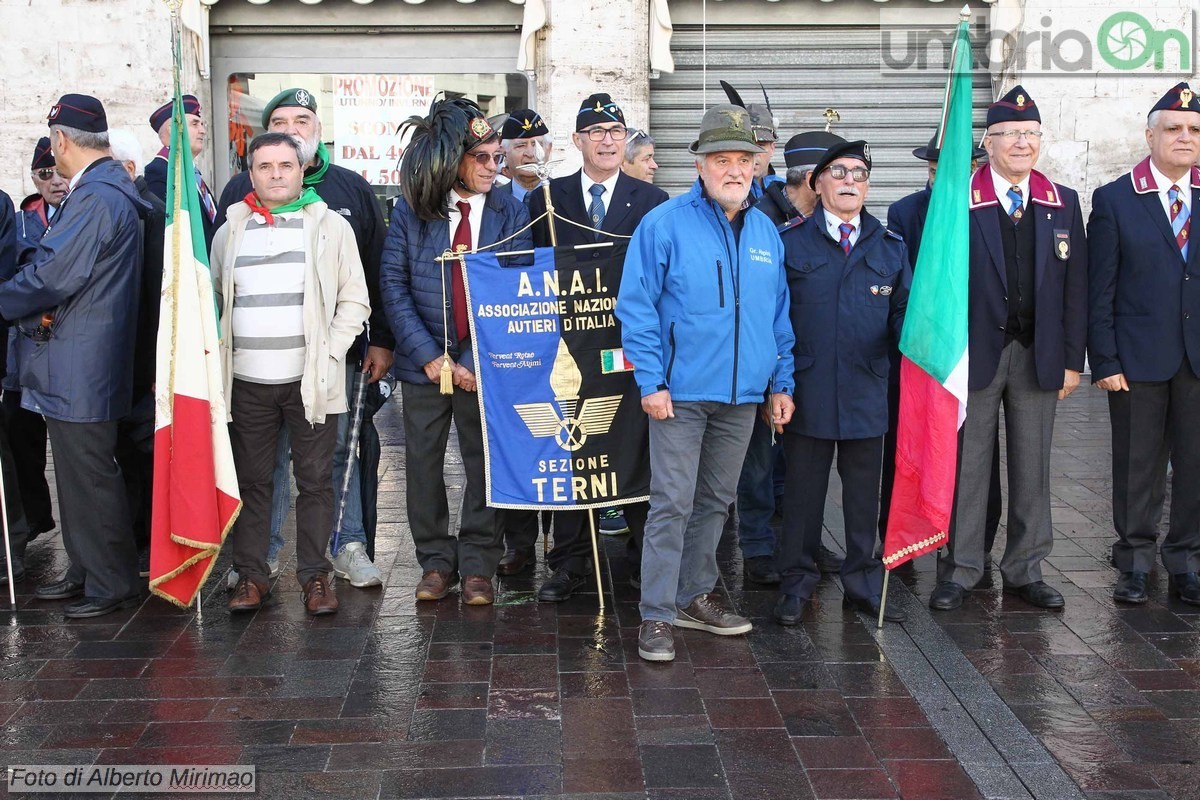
[227,577,268,613]
[496,549,534,576]
[302,575,338,616]
[415,570,458,601]
[461,575,495,606]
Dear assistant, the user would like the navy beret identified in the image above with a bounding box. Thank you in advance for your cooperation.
[149,94,201,132]
[987,85,1040,127]
[577,93,626,131]
[47,93,107,133]
[31,137,55,170]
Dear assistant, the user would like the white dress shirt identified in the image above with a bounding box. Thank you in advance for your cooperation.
[448,189,486,252]
[990,168,1031,214]
[580,170,620,225]
[823,209,862,248]
[1149,158,1190,221]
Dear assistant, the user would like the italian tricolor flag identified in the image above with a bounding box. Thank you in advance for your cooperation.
[149,82,242,607]
[883,15,972,569]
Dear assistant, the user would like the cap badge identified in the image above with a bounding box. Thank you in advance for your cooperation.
[594,101,604,112]
[470,117,493,140]
[520,117,533,131]
[1016,94,1026,108]
[295,89,312,108]
[48,105,61,120]
[720,109,747,131]
[1183,88,1194,106]
[863,142,872,161]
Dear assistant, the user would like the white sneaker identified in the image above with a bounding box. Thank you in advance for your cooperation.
[225,558,280,590]
[331,541,382,588]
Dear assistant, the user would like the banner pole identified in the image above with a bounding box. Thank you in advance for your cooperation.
[196,587,203,622]
[588,510,604,612]
[1,474,14,607]
[877,569,891,630]
[541,182,558,246]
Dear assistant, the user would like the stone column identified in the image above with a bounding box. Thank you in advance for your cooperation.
[534,0,651,177]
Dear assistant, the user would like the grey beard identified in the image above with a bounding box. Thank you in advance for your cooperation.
[294,135,319,166]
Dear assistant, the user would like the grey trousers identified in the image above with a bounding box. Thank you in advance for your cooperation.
[401,381,501,578]
[44,418,138,601]
[639,401,755,623]
[939,340,1058,589]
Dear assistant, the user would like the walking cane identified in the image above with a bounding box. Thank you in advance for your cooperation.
[1,475,13,607]
[331,360,371,558]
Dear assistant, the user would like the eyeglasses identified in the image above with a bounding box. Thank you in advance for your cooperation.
[987,130,1044,140]
[825,164,870,182]
[580,126,629,142]
[34,168,60,181]
[468,151,505,166]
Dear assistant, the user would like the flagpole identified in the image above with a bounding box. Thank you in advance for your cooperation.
[877,570,890,630]
[587,510,604,612]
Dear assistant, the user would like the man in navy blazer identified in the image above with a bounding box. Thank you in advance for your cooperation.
[1089,82,1200,607]
[519,93,668,602]
[931,86,1087,612]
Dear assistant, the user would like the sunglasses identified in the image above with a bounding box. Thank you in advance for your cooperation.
[34,168,61,181]
[825,164,870,182]
[468,151,505,166]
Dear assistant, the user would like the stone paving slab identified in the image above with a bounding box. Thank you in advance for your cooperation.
[1,389,1198,799]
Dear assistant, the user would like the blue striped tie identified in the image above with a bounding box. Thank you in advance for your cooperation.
[1006,185,1023,221]
[1169,185,1190,260]
[588,183,606,240]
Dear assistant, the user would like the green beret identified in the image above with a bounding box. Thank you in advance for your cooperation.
[262,87,318,129]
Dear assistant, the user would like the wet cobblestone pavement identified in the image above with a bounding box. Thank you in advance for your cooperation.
[2,388,1198,799]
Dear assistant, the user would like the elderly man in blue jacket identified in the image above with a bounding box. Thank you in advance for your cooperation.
[380,98,532,607]
[619,104,795,663]
[0,94,149,618]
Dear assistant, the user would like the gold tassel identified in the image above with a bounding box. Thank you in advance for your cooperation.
[439,353,454,395]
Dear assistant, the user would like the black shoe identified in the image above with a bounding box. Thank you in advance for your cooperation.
[1113,571,1149,604]
[743,556,781,585]
[137,548,151,579]
[0,560,26,586]
[1003,580,1065,609]
[36,577,85,601]
[929,581,965,611]
[537,568,588,602]
[773,594,807,626]
[817,545,844,574]
[63,595,140,619]
[1170,572,1200,606]
[27,518,55,542]
[496,548,535,576]
[844,595,906,623]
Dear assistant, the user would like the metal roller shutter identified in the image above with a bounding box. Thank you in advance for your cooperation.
[649,22,994,215]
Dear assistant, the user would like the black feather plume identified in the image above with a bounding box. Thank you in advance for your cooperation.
[399,96,485,222]
[719,80,746,109]
[759,81,774,116]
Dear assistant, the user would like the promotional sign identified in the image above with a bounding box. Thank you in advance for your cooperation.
[331,74,434,186]
[464,246,650,510]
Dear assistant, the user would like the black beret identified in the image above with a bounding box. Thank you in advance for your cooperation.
[809,139,871,189]
[783,131,845,169]
[501,109,549,140]
[31,137,55,170]
[47,93,107,133]
[149,94,201,132]
[912,132,987,162]
[1151,82,1200,115]
[576,93,626,131]
[987,85,1040,127]
[262,87,318,129]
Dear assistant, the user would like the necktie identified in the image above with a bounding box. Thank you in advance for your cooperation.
[196,169,217,223]
[1169,185,1191,260]
[451,201,472,343]
[588,183,607,240]
[838,222,854,255]
[1007,185,1023,222]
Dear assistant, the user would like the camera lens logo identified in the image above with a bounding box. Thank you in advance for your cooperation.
[1099,11,1191,71]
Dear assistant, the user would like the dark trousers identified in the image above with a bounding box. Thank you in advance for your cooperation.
[0,400,29,563]
[547,502,648,575]
[1109,363,1200,574]
[779,433,884,602]
[3,391,53,531]
[881,380,1001,551]
[115,395,155,551]
[44,418,137,601]
[229,380,336,587]
[401,381,501,578]
[499,508,548,555]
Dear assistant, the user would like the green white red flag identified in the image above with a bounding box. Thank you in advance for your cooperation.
[883,14,973,569]
[149,79,241,607]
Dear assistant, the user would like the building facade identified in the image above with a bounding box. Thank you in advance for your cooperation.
[1,0,1194,214]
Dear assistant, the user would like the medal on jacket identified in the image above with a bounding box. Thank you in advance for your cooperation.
[1054,229,1070,261]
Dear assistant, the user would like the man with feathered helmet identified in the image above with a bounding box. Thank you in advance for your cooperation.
[379,96,532,606]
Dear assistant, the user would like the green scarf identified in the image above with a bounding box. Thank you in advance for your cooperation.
[304,141,331,187]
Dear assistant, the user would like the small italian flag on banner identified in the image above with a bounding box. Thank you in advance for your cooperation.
[600,348,634,374]
[882,13,972,569]
[149,76,242,607]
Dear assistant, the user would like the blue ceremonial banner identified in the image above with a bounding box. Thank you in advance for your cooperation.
[463,245,650,510]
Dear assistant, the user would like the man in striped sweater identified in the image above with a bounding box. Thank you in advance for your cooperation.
[212,132,371,617]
